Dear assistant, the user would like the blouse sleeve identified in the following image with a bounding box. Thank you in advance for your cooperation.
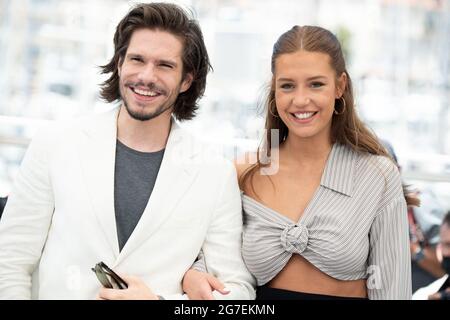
[367,197,412,299]
[191,250,207,273]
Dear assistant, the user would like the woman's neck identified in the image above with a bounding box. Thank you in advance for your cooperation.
[280,135,333,167]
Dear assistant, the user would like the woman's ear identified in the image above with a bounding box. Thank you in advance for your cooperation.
[336,72,347,98]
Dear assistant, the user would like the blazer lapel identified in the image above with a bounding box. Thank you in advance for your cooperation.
[78,108,120,258]
[115,122,201,264]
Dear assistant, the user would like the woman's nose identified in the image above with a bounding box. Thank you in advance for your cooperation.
[292,91,310,107]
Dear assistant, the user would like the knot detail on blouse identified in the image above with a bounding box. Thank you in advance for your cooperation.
[280,224,309,254]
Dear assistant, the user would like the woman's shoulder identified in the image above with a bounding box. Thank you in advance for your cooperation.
[335,143,399,181]
[357,151,400,180]
[233,152,259,179]
[354,150,404,203]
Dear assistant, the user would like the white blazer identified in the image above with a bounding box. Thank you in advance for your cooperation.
[0,108,256,299]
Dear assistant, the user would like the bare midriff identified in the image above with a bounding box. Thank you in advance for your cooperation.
[268,254,367,298]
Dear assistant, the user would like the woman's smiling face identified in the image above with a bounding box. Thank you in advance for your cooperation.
[274,50,346,143]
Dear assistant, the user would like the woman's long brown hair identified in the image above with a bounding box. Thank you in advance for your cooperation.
[240,26,419,207]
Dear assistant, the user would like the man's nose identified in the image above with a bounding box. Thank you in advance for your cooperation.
[137,64,157,84]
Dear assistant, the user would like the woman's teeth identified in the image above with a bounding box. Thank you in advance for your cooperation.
[293,112,315,120]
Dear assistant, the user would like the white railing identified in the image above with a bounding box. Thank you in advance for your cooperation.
[0,115,52,147]
[0,115,52,127]
[0,135,30,147]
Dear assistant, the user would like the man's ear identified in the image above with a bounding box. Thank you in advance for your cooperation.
[335,72,347,98]
[180,73,193,93]
[118,57,123,77]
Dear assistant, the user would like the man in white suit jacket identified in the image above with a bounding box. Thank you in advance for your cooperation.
[0,3,255,300]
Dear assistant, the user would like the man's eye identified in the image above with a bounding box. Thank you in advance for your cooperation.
[160,64,173,69]
[131,57,143,62]
[280,83,294,90]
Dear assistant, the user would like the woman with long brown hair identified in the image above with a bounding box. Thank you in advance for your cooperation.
[183,25,417,300]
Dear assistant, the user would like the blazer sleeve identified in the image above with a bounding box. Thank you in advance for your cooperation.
[0,128,55,299]
[367,196,412,299]
[199,161,256,300]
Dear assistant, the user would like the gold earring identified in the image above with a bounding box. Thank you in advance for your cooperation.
[334,96,346,115]
[269,104,279,118]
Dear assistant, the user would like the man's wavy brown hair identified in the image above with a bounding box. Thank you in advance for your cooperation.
[99,2,212,121]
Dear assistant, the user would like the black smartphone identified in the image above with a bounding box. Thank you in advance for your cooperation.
[91,261,128,289]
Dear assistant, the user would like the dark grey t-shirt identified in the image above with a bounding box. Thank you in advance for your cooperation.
[114,140,165,251]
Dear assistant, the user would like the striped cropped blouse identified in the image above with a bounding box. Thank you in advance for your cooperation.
[241,143,412,300]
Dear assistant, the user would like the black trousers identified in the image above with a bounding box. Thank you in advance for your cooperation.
[256,285,369,300]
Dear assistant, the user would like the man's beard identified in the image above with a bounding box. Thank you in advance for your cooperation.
[120,82,179,122]
[122,98,173,121]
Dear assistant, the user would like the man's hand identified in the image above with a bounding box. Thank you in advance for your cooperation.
[97,274,159,300]
[182,269,230,300]
[428,287,450,300]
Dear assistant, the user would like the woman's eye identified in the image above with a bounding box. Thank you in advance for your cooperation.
[310,82,325,88]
